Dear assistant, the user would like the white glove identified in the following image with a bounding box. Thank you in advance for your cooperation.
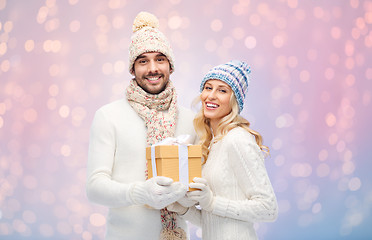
[167,202,188,215]
[178,195,198,207]
[167,194,198,215]
[129,176,187,209]
[187,177,214,212]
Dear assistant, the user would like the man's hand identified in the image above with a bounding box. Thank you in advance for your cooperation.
[129,176,187,209]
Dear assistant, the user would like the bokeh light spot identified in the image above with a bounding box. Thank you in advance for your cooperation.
[60,144,71,157]
[112,16,125,29]
[1,59,10,72]
[23,108,38,123]
[291,163,312,177]
[0,42,8,56]
[102,62,113,75]
[24,40,35,52]
[168,15,182,30]
[325,113,336,127]
[69,20,81,32]
[348,177,361,191]
[342,161,355,175]
[59,105,70,118]
[245,36,257,49]
[211,19,223,32]
[249,14,261,26]
[288,0,298,8]
[272,34,285,48]
[89,213,106,227]
[318,149,328,161]
[114,60,125,73]
[275,113,294,128]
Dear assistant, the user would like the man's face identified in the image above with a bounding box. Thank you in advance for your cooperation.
[132,52,171,94]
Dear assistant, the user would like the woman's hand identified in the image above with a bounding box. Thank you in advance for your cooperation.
[187,177,214,212]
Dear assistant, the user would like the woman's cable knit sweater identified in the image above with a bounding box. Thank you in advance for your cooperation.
[86,98,197,240]
[183,127,278,240]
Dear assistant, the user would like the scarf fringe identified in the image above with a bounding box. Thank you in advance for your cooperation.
[160,227,187,240]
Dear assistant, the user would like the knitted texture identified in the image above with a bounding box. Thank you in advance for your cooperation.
[126,80,186,240]
[126,79,177,146]
[183,127,278,240]
[200,60,251,113]
[129,12,175,73]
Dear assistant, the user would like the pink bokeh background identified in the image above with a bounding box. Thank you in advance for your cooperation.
[1,0,372,239]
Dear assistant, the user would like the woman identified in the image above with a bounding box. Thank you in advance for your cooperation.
[169,60,278,240]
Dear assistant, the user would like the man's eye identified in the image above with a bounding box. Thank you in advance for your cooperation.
[157,58,165,62]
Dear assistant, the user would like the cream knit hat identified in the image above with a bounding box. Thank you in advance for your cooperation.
[129,12,175,74]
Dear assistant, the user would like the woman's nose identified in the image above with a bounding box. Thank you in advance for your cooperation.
[207,90,217,99]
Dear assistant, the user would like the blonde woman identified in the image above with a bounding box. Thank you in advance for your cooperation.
[168,60,278,240]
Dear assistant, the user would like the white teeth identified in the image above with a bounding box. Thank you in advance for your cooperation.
[206,103,218,108]
[147,77,159,81]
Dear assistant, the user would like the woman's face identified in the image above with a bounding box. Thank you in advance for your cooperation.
[201,79,233,124]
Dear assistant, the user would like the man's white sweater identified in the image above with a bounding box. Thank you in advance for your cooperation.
[86,98,196,240]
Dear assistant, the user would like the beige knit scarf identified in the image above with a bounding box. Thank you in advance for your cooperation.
[126,79,187,240]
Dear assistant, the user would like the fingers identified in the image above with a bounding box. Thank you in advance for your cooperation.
[192,177,208,185]
[186,190,201,198]
[154,176,174,186]
[189,182,207,191]
[178,195,197,207]
[170,182,188,195]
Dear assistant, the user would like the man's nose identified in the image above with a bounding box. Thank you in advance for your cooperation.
[148,60,158,73]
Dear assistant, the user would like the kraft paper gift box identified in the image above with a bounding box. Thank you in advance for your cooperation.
[145,145,202,191]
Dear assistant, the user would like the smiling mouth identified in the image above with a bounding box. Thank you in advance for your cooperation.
[206,102,219,109]
[146,75,162,82]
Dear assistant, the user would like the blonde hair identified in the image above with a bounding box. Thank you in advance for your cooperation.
[193,93,269,164]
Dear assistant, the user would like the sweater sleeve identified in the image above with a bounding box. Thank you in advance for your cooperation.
[211,131,278,223]
[86,108,135,208]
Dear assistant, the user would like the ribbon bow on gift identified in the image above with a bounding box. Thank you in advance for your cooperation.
[151,135,193,186]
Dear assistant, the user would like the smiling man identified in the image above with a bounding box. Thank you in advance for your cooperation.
[132,52,171,94]
[86,12,197,240]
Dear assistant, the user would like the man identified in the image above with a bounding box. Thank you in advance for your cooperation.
[86,12,196,240]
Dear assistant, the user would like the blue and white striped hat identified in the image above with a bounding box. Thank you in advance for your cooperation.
[200,60,251,113]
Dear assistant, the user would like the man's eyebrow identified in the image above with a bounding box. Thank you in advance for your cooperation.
[156,53,166,57]
[136,55,146,60]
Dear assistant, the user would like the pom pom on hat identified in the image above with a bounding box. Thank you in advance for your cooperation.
[129,12,175,74]
[132,11,159,33]
[200,60,251,113]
